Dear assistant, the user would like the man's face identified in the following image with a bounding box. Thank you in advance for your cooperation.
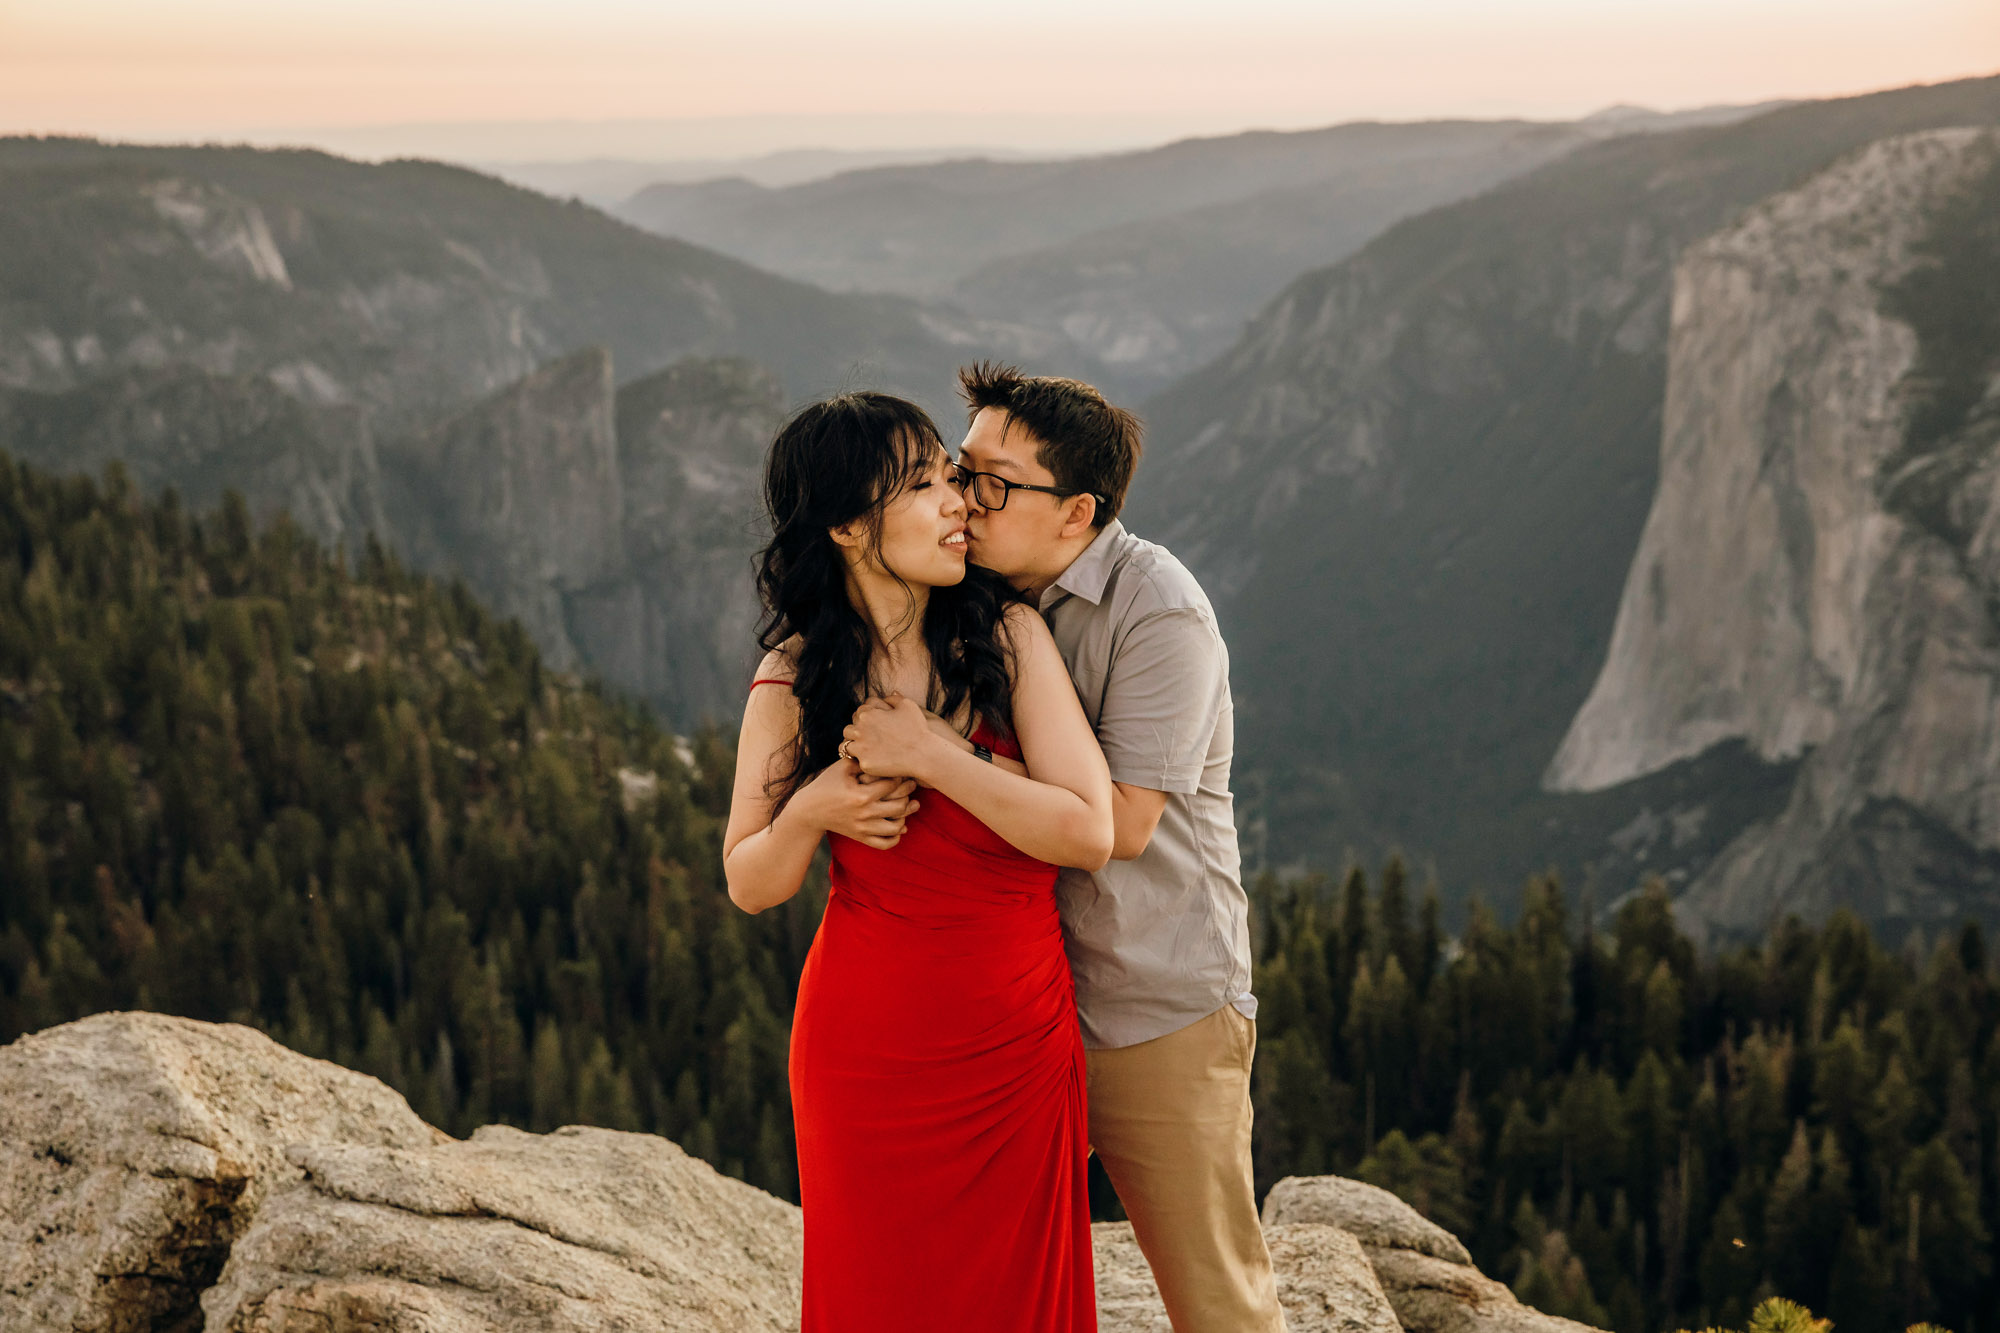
[957,407,1073,586]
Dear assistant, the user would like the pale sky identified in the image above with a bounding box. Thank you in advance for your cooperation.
[4,0,1997,161]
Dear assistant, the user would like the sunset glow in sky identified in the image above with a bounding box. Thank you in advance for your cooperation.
[4,0,1998,160]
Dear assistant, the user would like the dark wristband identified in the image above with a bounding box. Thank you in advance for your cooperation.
[972,742,994,763]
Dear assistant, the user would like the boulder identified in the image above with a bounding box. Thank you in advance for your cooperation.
[1093,1218,1403,1333]
[1264,1176,1602,1333]
[1263,1175,1473,1265]
[202,1124,802,1333]
[1366,1249,1602,1333]
[0,1010,442,1333]
[1,1014,1607,1333]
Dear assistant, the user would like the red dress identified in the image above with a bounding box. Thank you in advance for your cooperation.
[787,718,1096,1331]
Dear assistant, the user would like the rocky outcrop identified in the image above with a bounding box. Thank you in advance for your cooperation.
[143,178,293,291]
[204,1126,802,1333]
[1264,1175,1473,1264]
[1093,1219,1404,1333]
[1264,1177,1598,1333]
[2,1013,1600,1333]
[0,1011,442,1333]
[1545,128,2000,938]
[1,1013,792,1333]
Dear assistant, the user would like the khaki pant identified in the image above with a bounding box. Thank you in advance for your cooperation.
[1087,1004,1286,1332]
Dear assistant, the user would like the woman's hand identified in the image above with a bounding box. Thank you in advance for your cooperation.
[724,649,919,912]
[891,604,1112,870]
[843,694,946,785]
[788,758,920,850]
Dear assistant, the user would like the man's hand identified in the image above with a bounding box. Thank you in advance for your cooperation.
[923,708,970,757]
[787,758,920,850]
[842,694,943,785]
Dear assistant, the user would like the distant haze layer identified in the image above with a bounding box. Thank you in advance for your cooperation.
[3,0,1996,160]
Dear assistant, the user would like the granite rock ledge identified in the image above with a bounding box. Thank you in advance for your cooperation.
[0,1012,1606,1333]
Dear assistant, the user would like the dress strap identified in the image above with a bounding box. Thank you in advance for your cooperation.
[750,678,795,689]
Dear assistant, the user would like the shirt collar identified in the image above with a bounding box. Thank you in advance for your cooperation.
[1037,519,1130,613]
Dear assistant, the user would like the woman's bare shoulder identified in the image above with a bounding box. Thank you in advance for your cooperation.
[753,639,801,684]
[999,600,1054,654]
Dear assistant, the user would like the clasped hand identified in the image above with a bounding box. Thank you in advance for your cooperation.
[842,694,959,787]
[796,758,919,850]
[793,696,963,850]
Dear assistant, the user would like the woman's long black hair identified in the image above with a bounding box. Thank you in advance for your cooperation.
[754,391,1018,810]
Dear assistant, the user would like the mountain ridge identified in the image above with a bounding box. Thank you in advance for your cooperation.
[1127,73,2000,927]
[0,135,1069,425]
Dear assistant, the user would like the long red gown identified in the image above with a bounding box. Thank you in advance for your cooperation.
[787,718,1096,1331]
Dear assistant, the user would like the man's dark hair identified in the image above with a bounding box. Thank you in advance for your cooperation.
[957,361,1142,527]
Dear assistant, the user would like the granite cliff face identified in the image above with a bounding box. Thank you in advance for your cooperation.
[0,1012,1599,1333]
[0,337,779,729]
[0,369,386,547]
[373,347,781,721]
[571,357,785,725]
[383,347,625,673]
[1125,74,2000,901]
[1548,129,2000,938]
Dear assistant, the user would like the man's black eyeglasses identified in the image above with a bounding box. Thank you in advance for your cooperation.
[949,462,1105,511]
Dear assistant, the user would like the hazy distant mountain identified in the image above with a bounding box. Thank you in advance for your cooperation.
[616,110,1776,388]
[1129,75,2000,933]
[949,124,1588,381]
[1576,102,1796,133]
[483,148,1027,207]
[615,120,1592,298]
[0,136,1061,427]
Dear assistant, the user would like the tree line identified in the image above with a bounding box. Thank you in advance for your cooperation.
[0,453,809,1197]
[1,454,1992,1333]
[1247,864,1995,1333]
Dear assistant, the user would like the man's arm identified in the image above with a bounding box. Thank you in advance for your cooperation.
[925,712,1029,777]
[1110,782,1169,860]
[1094,605,1228,861]
[923,724,1166,858]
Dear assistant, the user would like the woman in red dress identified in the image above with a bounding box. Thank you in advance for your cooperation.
[722,392,1114,1332]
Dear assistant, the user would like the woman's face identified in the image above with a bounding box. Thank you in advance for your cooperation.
[847,438,969,588]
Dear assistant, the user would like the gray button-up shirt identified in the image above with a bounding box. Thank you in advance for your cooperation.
[1038,519,1256,1050]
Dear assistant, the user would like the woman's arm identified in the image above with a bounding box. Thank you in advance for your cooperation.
[723,653,921,913]
[844,606,1114,869]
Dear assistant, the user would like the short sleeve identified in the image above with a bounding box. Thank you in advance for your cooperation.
[1096,607,1226,795]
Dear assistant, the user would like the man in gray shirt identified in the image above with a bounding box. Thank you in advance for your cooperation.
[945,362,1282,1331]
